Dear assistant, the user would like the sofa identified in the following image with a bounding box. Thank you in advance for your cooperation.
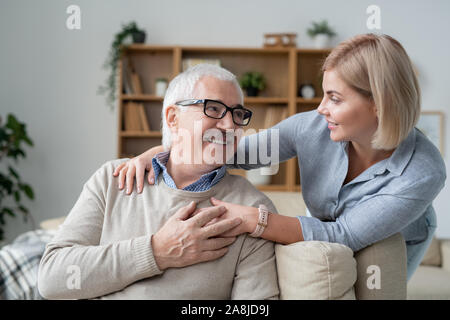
[263,191,406,299]
[41,191,407,299]
[407,236,450,299]
[263,191,450,300]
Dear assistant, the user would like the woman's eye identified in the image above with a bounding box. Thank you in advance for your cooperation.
[330,96,340,104]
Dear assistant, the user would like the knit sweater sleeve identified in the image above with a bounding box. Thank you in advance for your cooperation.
[37,162,163,300]
[231,195,280,300]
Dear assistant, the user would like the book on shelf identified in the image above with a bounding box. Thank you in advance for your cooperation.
[137,103,150,131]
[124,102,150,131]
[123,66,133,94]
[182,58,221,71]
[130,72,143,94]
[123,58,144,95]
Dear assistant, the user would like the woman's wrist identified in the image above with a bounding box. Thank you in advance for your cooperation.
[244,207,260,234]
[145,145,164,159]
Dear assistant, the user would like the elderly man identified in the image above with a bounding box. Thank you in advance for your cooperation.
[38,64,280,300]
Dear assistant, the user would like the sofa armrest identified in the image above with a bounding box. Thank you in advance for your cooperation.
[441,239,450,273]
[275,241,357,300]
[353,233,407,300]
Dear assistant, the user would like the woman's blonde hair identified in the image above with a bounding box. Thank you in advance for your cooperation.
[322,33,421,150]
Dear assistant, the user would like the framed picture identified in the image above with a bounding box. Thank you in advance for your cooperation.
[416,111,444,155]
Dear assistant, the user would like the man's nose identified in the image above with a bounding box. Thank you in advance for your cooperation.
[216,110,235,129]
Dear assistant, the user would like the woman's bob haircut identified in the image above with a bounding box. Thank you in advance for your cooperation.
[322,33,421,150]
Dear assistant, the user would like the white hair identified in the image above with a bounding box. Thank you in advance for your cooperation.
[161,63,244,150]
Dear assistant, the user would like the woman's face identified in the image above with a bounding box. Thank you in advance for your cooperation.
[317,69,378,146]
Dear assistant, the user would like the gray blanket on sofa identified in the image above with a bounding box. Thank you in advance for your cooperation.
[0,229,55,300]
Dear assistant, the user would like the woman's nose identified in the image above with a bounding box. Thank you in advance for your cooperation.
[317,98,329,115]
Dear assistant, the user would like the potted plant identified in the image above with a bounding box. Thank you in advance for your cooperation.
[98,21,147,110]
[239,71,266,97]
[0,114,35,243]
[307,20,337,49]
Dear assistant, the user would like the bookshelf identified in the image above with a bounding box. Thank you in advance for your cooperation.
[118,45,331,192]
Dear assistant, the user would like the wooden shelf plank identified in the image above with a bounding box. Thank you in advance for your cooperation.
[296,97,322,104]
[120,131,162,138]
[182,46,291,54]
[257,184,289,192]
[123,44,175,52]
[121,94,164,101]
[244,97,289,104]
[297,48,332,54]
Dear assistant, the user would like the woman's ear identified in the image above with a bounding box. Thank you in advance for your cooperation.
[165,105,179,130]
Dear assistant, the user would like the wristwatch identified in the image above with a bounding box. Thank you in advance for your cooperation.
[249,204,269,237]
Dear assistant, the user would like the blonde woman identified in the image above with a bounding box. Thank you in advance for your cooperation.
[114,34,446,281]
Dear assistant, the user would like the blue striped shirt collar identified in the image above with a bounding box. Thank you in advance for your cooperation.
[151,151,226,192]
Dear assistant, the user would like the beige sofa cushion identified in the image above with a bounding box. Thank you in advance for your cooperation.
[40,216,66,230]
[263,191,306,217]
[420,237,441,266]
[275,241,357,299]
[353,233,407,299]
[408,265,450,300]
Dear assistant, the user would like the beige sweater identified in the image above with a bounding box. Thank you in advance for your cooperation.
[38,159,280,300]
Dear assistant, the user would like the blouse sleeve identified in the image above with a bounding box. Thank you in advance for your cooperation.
[228,113,302,170]
[297,173,445,252]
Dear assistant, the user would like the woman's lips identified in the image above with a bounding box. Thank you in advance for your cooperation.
[327,121,339,130]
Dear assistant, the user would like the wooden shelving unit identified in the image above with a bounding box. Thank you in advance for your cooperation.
[118,45,331,192]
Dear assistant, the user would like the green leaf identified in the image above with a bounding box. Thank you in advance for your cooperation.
[3,207,15,217]
[22,184,34,200]
[18,205,28,214]
[8,166,19,179]
[14,190,20,202]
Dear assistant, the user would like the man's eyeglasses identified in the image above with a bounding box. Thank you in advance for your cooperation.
[175,99,253,126]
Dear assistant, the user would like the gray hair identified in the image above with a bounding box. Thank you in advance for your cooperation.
[161,63,244,150]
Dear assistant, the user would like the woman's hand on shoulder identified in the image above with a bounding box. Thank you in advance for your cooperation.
[113,145,163,194]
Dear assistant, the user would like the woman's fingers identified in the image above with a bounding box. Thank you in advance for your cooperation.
[191,206,226,227]
[135,160,146,193]
[118,166,128,190]
[202,217,242,238]
[217,224,244,238]
[125,165,136,195]
[113,162,126,177]
[147,166,155,185]
[210,197,222,206]
[174,201,197,221]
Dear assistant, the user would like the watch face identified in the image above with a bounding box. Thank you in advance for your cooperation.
[300,85,315,99]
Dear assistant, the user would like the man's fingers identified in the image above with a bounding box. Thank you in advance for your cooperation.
[202,237,236,251]
[118,166,128,190]
[191,206,226,227]
[203,218,242,238]
[125,165,136,195]
[174,201,197,220]
[217,224,243,238]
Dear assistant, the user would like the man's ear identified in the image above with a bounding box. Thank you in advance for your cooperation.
[165,105,179,129]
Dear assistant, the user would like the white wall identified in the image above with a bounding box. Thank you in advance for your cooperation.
[0,0,449,243]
